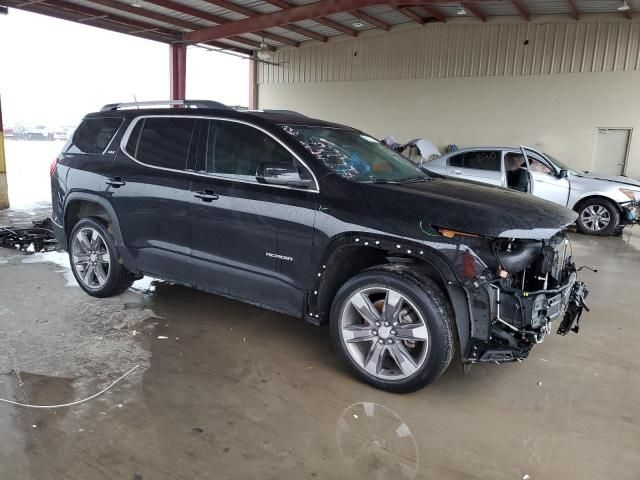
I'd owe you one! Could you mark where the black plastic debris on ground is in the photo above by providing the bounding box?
[0,218,58,253]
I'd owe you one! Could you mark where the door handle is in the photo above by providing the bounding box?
[193,189,219,202]
[453,169,462,174]
[106,177,126,188]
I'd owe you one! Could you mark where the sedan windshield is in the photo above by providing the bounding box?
[281,125,426,183]
[545,153,579,175]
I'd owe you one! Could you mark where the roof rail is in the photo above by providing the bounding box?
[100,100,230,111]
[244,109,308,117]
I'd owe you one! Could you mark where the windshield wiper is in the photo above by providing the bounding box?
[398,177,428,183]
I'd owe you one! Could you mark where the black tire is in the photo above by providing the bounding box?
[576,198,620,236]
[330,265,455,393]
[68,217,135,298]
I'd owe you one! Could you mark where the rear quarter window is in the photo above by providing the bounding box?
[66,117,123,154]
[449,151,501,171]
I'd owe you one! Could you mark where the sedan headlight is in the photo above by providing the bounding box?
[620,189,640,202]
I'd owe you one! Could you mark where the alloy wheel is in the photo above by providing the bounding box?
[581,205,611,232]
[71,227,111,290]
[340,287,429,381]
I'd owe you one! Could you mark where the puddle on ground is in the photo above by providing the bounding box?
[17,249,163,294]
[336,402,419,479]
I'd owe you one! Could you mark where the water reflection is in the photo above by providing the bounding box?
[336,402,418,479]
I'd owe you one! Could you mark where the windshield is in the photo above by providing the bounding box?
[281,125,427,182]
[544,153,579,175]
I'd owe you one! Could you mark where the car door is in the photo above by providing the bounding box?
[521,147,570,206]
[108,116,196,282]
[188,118,318,316]
[446,150,503,186]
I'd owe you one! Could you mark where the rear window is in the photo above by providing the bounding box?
[449,151,501,171]
[66,117,123,154]
[125,117,196,170]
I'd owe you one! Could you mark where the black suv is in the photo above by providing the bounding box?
[51,100,588,393]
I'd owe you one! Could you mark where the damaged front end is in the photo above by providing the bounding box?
[453,232,589,364]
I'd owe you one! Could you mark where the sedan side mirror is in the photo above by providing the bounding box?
[558,169,568,179]
[256,162,312,188]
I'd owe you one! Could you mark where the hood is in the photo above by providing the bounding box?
[574,172,640,188]
[360,177,577,240]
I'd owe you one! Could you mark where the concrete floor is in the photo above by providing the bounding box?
[0,208,639,480]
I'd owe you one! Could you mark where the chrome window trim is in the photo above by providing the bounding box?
[66,117,125,156]
[119,115,320,193]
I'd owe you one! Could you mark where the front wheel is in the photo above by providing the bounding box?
[330,266,455,393]
[576,199,620,236]
[68,218,134,297]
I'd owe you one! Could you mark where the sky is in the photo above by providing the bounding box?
[0,9,249,127]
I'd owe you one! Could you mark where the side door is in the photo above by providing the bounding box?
[188,118,319,317]
[446,150,503,186]
[521,147,570,206]
[107,116,197,282]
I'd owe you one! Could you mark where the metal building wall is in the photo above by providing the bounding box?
[258,20,640,84]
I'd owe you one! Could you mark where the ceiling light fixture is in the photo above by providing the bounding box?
[618,0,631,11]
[457,3,467,15]
[131,1,141,6]
[256,42,273,61]
[352,21,365,28]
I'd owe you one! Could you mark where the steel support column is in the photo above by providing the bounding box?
[0,94,9,210]
[248,58,258,109]
[170,44,187,101]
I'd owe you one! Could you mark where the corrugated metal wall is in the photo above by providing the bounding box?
[258,21,640,84]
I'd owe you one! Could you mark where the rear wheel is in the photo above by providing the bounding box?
[576,199,620,236]
[68,218,134,297]
[330,266,455,393]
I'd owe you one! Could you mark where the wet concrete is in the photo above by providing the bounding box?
[1,208,639,479]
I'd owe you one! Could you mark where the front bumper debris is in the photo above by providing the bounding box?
[556,281,589,335]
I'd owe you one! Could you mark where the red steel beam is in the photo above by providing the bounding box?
[566,0,578,20]
[461,2,486,22]
[349,9,390,30]
[170,44,187,100]
[261,0,357,37]
[137,0,298,46]
[202,0,327,42]
[27,0,179,38]
[394,6,426,24]
[313,17,357,36]
[512,0,529,21]
[184,0,435,42]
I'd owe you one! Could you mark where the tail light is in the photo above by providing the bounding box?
[50,157,60,176]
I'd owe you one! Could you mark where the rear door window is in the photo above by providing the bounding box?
[450,151,501,171]
[125,117,196,170]
[66,117,123,154]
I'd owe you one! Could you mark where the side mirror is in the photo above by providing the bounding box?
[256,162,312,188]
[558,169,568,179]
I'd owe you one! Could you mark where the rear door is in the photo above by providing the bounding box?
[108,116,196,282]
[188,118,318,316]
[446,150,503,186]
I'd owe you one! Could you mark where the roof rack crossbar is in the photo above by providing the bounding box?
[100,100,230,111]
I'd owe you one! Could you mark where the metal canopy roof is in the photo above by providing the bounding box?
[4,0,638,55]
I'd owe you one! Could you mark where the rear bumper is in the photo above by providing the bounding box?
[51,218,67,250]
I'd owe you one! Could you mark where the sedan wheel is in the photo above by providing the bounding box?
[580,205,611,232]
[576,199,620,236]
[340,287,430,380]
[71,227,111,290]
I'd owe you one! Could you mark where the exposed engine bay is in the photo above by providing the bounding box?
[459,232,588,364]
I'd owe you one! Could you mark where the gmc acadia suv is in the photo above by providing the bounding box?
[50,100,589,393]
